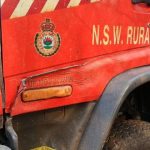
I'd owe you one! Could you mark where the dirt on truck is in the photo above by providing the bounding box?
[1,0,150,150]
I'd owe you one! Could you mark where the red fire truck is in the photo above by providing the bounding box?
[1,0,150,149]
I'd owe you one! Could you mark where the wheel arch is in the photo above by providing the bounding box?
[78,66,150,150]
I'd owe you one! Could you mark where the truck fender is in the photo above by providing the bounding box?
[78,66,150,150]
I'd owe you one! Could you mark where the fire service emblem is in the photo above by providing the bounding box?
[35,19,61,57]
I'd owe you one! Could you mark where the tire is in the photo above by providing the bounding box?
[103,120,150,150]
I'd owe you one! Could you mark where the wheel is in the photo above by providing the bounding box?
[103,120,150,150]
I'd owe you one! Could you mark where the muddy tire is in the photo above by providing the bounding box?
[103,120,150,150]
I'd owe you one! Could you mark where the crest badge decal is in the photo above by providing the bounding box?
[35,19,61,57]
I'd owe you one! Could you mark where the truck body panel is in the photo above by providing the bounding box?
[1,0,150,116]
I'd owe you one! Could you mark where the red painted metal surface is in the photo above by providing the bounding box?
[1,0,150,116]
[9,47,150,115]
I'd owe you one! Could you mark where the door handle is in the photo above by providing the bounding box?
[132,0,150,5]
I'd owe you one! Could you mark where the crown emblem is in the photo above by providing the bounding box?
[41,19,55,32]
